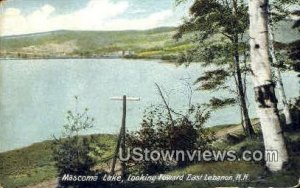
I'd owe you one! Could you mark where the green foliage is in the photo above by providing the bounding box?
[52,137,96,175]
[2,120,300,187]
[273,38,300,73]
[206,97,237,110]
[175,0,248,40]
[0,141,56,188]
[127,104,215,174]
[269,1,300,77]
[0,134,115,188]
[271,0,300,24]
[162,133,300,187]
[289,97,300,127]
[288,40,300,72]
[51,97,98,186]
[292,10,300,29]
[174,0,251,111]
[194,69,230,90]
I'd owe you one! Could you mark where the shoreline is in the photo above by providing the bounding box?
[0,56,177,62]
[0,122,244,154]
[0,133,117,154]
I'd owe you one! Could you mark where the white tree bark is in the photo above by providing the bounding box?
[248,0,288,171]
[268,12,293,125]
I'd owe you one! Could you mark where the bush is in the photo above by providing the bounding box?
[52,97,98,187]
[127,104,215,174]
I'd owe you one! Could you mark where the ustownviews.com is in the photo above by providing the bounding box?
[119,148,279,162]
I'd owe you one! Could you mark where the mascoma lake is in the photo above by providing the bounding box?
[0,58,299,152]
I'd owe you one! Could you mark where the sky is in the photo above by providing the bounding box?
[0,0,191,36]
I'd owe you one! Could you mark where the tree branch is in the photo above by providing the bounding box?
[155,83,175,127]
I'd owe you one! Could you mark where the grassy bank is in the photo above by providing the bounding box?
[1,123,299,188]
[0,134,116,188]
[129,125,300,188]
[162,132,300,187]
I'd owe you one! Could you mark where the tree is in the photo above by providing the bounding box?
[248,0,288,171]
[267,0,300,125]
[289,10,300,73]
[175,0,255,137]
[52,97,97,186]
[268,12,293,125]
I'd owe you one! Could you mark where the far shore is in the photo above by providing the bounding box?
[0,55,177,61]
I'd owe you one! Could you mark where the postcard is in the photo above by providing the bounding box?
[0,0,299,187]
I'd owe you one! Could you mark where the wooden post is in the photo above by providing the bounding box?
[110,95,140,176]
[120,95,126,177]
[110,116,124,175]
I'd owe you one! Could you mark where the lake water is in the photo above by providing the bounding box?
[0,58,298,152]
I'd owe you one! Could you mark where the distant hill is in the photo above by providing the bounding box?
[0,21,299,59]
[0,27,192,59]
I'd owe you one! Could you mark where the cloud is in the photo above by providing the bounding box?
[0,0,174,36]
[103,10,173,30]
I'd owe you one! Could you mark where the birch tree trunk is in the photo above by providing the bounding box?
[248,0,288,171]
[268,12,293,125]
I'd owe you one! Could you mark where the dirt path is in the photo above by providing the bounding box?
[215,125,243,138]
[215,120,260,139]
